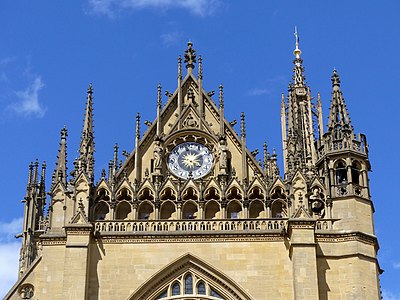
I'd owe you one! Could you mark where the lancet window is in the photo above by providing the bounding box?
[155,272,224,300]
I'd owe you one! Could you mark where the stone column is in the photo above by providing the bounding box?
[62,223,92,300]
[288,218,319,300]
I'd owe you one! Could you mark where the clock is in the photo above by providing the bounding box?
[168,142,213,179]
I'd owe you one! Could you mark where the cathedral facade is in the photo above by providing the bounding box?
[6,40,381,299]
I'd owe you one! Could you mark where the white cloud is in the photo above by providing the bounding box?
[0,218,23,298]
[88,0,221,17]
[382,289,400,300]
[7,76,47,118]
[248,88,270,96]
[161,31,182,47]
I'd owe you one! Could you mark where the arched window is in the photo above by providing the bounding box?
[138,202,154,220]
[351,162,361,185]
[249,200,264,218]
[335,161,347,184]
[182,202,198,219]
[204,201,220,219]
[93,202,109,221]
[160,201,176,220]
[171,282,180,295]
[227,201,242,219]
[184,274,193,294]
[115,202,131,220]
[197,281,206,295]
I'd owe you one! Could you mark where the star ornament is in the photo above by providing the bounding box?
[182,153,200,168]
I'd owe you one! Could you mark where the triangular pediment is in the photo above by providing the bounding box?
[292,205,312,219]
[128,253,253,300]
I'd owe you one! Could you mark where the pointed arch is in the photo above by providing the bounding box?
[226,200,242,219]
[160,201,177,220]
[115,201,132,220]
[204,200,220,219]
[128,253,253,300]
[182,201,198,219]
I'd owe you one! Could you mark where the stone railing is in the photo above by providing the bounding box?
[94,218,335,234]
[94,218,287,234]
[317,137,367,160]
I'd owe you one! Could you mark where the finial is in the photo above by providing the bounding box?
[136,112,141,139]
[293,26,301,59]
[198,55,203,80]
[87,83,93,95]
[219,84,224,109]
[184,41,197,70]
[157,83,162,109]
[101,169,106,178]
[240,112,246,138]
[178,56,182,80]
[331,68,341,90]
[263,142,268,167]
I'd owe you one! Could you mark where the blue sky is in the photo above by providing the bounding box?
[1,0,399,298]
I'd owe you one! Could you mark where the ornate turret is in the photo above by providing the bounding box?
[318,69,370,201]
[281,28,317,180]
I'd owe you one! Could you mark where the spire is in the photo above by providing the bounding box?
[240,112,246,139]
[240,112,248,184]
[113,143,119,175]
[25,162,34,200]
[282,30,317,179]
[75,84,95,181]
[219,84,224,137]
[292,27,306,87]
[52,127,68,187]
[135,112,141,182]
[327,69,353,133]
[178,55,182,80]
[198,55,204,126]
[198,55,203,80]
[156,83,162,137]
[184,41,196,73]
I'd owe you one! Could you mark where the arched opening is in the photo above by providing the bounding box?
[271,200,285,218]
[171,282,180,296]
[115,201,131,220]
[227,201,242,219]
[160,201,176,220]
[197,281,206,295]
[184,274,193,294]
[182,202,198,219]
[249,200,264,218]
[138,201,154,220]
[335,161,347,184]
[204,201,220,219]
[351,161,361,185]
[93,201,110,220]
[128,253,253,300]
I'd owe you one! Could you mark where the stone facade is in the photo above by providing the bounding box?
[5,38,381,299]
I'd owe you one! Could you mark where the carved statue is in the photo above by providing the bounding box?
[154,141,163,169]
[218,140,228,169]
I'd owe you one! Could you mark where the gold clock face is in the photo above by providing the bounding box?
[168,142,213,179]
